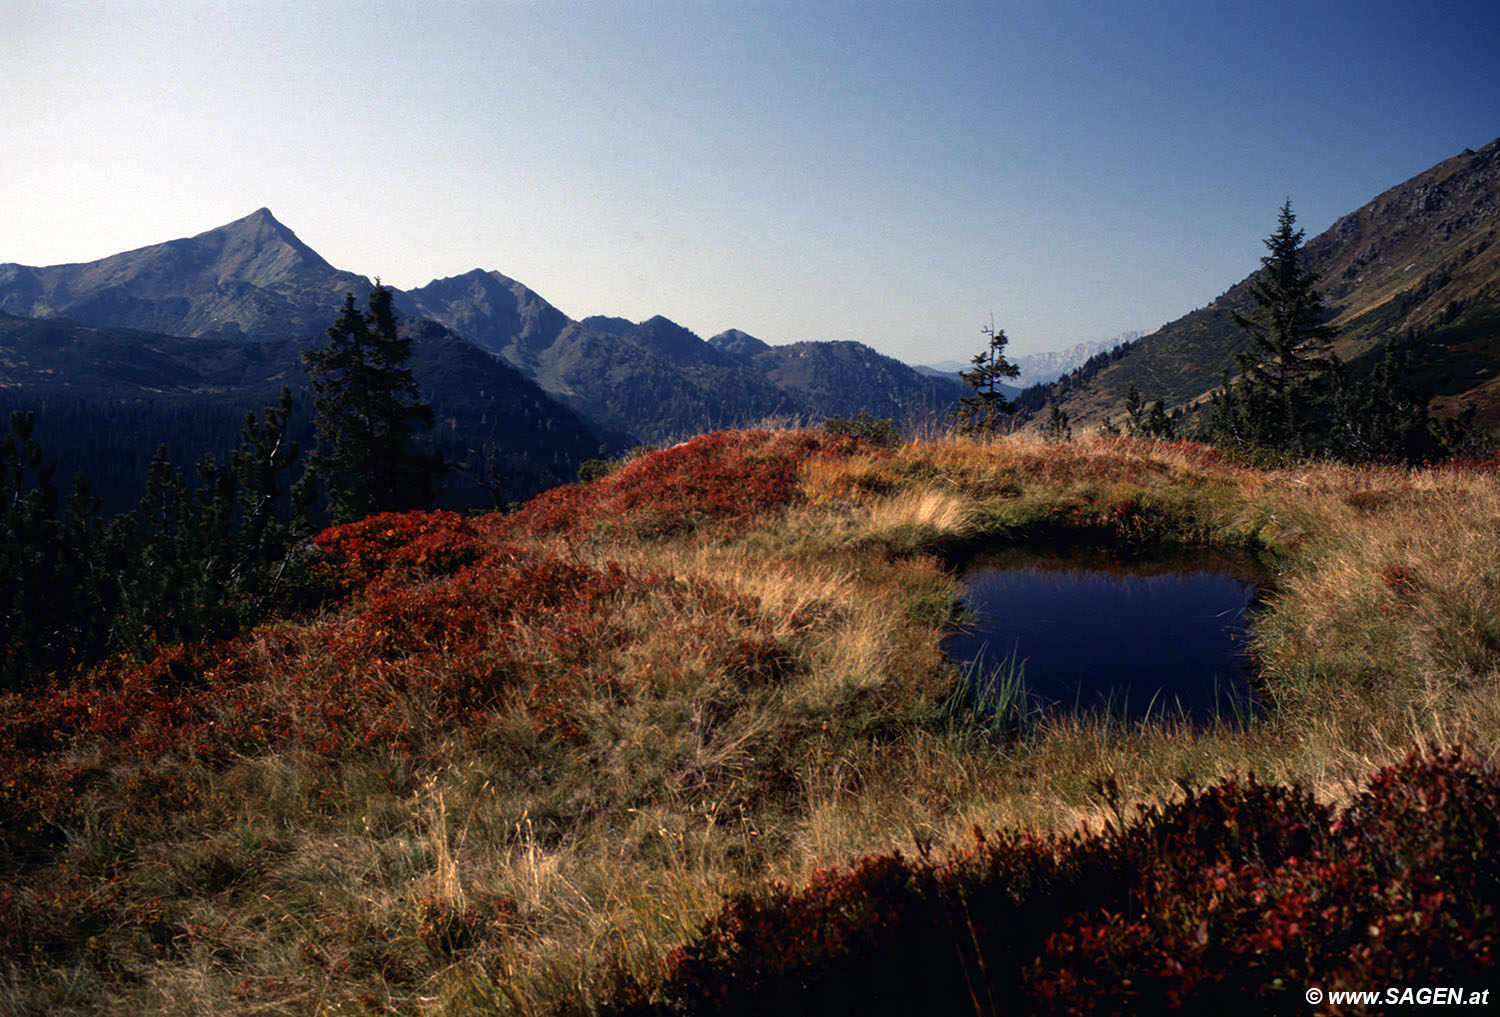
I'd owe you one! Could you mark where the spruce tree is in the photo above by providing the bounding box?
[1,412,61,685]
[1144,399,1176,440]
[116,390,314,655]
[1328,343,1442,463]
[302,284,445,523]
[1123,382,1145,435]
[954,318,1021,436]
[1230,200,1337,449]
[1043,403,1072,443]
[228,386,312,593]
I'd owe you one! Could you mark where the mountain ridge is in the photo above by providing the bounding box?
[1,208,969,443]
[400,283,960,444]
[12,138,1496,446]
[0,208,373,340]
[1030,137,1500,428]
[0,306,605,511]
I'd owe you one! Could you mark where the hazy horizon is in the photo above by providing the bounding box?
[6,1,1498,364]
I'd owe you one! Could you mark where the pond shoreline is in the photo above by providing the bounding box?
[943,543,1271,726]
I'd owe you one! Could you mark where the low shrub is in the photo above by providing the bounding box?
[614,748,1498,1015]
[823,413,902,448]
[499,429,858,540]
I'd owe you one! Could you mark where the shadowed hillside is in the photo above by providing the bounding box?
[0,209,371,341]
[0,309,605,511]
[1031,139,1500,428]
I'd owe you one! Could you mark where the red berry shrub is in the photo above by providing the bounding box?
[0,488,805,878]
[615,749,1498,1016]
[500,429,855,540]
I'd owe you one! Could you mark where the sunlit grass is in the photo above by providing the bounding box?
[4,429,1500,1013]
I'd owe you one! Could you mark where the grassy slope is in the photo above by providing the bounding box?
[1041,140,1500,430]
[4,429,1500,1014]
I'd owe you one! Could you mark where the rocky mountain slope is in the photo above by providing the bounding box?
[2,212,961,445]
[1033,138,1500,428]
[0,208,370,341]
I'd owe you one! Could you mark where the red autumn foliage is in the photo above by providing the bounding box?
[498,429,857,539]
[612,748,1499,1016]
[1428,452,1500,474]
[0,473,804,879]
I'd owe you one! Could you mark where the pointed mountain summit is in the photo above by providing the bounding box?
[197,207,340,288]
[402,269,571,373]
[3,209,965,446]
[625,316,733,367]
[0,209,371,340]
[578,315,637,336]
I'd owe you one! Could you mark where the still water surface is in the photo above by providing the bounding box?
[943,547,1267,723]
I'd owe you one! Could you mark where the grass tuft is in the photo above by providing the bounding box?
[4,430,1500,1012]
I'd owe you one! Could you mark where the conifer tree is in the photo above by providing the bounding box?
[1,393,315,683]
[302,284,445,523]
[1144,398,1176,440]
[1230,200,1337,449]
[115,390,314,655]
[1043,403,1072,443]
[1328,343,1442,463]
[1,412,62,685]
[954,318,1021,436]
[1123,382,1145,435]
[228,386,313,592]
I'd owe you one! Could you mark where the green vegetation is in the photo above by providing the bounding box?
[0,392,309,688]
[1,285,457,689]
[0,311,602,516]
[1042,403,1072,443]
[4,427,1499,1012]
[953,319,1020,435]
[302,284,447,523]
[1099,382,1178,440]
[1225,199,1339,447]
[1193,201,1478,465]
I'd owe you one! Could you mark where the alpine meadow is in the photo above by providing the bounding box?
[5,134,1500,1013]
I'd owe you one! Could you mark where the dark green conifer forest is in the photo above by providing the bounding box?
[0,287,448,689]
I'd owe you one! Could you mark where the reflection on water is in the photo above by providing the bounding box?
[943,547,1268,724]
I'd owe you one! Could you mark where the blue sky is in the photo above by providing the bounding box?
[5,1,1498,363]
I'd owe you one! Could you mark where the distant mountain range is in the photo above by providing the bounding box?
[1029,138,1500,429]
[919,332,1145,392]
[7,135,1495,491]
[0,209,961,450]
[401,276,960,443]
[0,308,603,512]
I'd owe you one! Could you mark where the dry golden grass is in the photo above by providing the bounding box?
[8,431,1500,1015]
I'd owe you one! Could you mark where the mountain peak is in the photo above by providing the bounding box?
[709,328,772,360]
[628,315,728,366]
[0,209,369,339]
[196,208,335,284]
[403,269,571,364]
[579,315,637,336]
